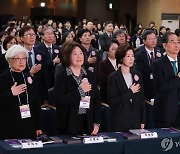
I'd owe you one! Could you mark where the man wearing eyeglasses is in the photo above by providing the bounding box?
[35,26,61,90]
[135,29,163,128]
[19,26,48,105]
[153,32,180,128]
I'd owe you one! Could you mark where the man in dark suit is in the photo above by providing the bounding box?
[135,30,163,128]
[153,32,180,128]
[35,26,61,90]
[98,21,114,61]
[19,25,48,105]
[62,20,71,35]
[136,30,163,101]
[77,29,99,81]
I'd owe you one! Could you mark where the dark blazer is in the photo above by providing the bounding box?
[0,70,42,139]
[135,46,163,100]
[0,54,9,74]
[24,48,48,103]
[35,43,61,89]
[98,33,112,60]
[98,58,116,104]
[152,55,180,123]
[83,46,99,82]
[99,32,112,51]
[54,68,101,135]
[0,46,2,55]
[108,68,145,132]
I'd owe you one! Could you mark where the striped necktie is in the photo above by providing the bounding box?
[171,61,178,75]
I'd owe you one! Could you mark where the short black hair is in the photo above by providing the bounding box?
[61,41,86,67]
[115,44,134,64]
[3,35,18,50]
[19,25,35,37]
[104,20,113,26]
[76,29,91,43]
[162,32,175,43]
[106,38,119,52]
[175,28,180,37]
[142,29,156,40]
[0,31,8,39]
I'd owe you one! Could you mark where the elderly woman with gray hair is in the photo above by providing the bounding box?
[113,29,129,46]
[0,45,42,139]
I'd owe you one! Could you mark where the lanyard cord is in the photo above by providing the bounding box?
[10,70,29,106]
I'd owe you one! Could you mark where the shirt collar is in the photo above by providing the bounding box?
[1,45,6,54]
[44,43,52,49]
[25,47,34,55]
[145,46,154,55]
[66,67,87,76]
[167,55,177,62]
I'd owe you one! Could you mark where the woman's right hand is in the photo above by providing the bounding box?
[79,82,92,93]
[130,83,140,93]
[11,82,27,96]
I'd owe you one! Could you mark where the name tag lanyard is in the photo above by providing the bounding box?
[10,70,29,106]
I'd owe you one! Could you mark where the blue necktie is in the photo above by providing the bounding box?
[171,61,178,75]
[28,52,33,69]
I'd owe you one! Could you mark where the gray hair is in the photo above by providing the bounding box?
[5,44,28,61]
[42,26,53,35]
[113,29,126,38]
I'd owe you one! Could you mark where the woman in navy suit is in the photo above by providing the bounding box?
[108,44,145,132]
[54,41,101,135]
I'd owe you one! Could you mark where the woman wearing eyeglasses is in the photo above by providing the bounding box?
[0,45,42,140]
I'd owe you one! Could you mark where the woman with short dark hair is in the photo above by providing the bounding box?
[54,41,101,135]
[108,44,145,132]
[0,35,18,74]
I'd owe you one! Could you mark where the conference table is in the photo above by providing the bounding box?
[0,129,180,154]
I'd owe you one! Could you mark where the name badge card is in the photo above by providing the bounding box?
[19,104,31,119]
[80,96,90,109]
[150,73,153,79]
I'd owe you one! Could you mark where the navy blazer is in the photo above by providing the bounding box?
[108,68,146,131]
[153,55,180,123]
[98,58,116,104]
[35,43,61,88]
[54,68,101,135]
[24,48,48,103]
[135,46,163,100]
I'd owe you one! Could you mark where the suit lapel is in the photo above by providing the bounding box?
[141,49,150,66]
[164,55,175,76]
[116,69,129,91]
[177,57,180,73]
[106,59,116,72]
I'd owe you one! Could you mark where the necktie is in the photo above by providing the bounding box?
[171,61,178,75]
[28,52,33,69]
[47,47,52,59]
[150,52,155,63]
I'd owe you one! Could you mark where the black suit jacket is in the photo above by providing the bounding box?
[135,46,163,100]
[0,70,42,139]
[98,33,112,60]
[98,58,116,104]
[24,48,48,103]
[54,68,101,135]
[35,43,61,88]
[83,46,99,81]
[108,69,145,131]
[0,54,9,74]
[153,55,180,123]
